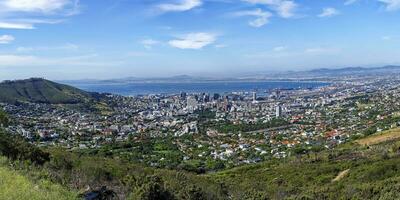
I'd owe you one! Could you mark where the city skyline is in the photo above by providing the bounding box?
[0,0,400,80]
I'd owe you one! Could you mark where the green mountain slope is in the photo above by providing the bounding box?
[0,78,94,104]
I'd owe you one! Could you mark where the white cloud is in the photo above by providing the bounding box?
[305,47,339,54]
[378,0,400,11]
[273,46,287,51]
[157,0,202,12]
[0,0,78,14]
[16,43,79,52]
[233,8,272,27]
[381,35,400,41]
[0,0,79,30]
[318,8,340,17]
[243,0,297,18]
[140,39,160,49]
[275,0,297,18]
[127,51,156,57]
[169,32,216,49]
[0,53,121,68]
[0,19,63,30]
[0,54,37,66]
[0,35,14,44]
[344,0,358,5]
[0,22,34,29]
[215,44,227,48]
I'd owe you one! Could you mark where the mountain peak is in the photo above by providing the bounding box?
[0,78,94,104]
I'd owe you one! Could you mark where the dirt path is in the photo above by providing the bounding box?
[356,128,400,146]
[332,169,350,182]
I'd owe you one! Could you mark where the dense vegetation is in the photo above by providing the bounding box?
[0,108,8,127]
[0,78,95,104]
[211,140,400,199]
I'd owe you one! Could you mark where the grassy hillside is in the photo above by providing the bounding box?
[0,158,77,200]
[208,129,400,199]
[356,128,400,146]
[0,78,94,104]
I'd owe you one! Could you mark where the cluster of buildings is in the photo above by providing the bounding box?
[3,75,400,168]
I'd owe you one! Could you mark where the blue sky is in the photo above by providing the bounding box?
[0,0,400,80]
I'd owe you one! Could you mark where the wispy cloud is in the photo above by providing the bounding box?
[0,0,79,29]
[169,32,216,49]
[0,53,122,68]
[273,46,287,52]
[381,35,400,41]
[0,35,14,44]
[243,0,298,18]
[157,0,202,13]
[0,22,33,29]
[16,43,79,52]
[378,0,400,11]
[318,8,340,17]
[305,47,340,54]
[344,0,358,5]
[233,8,272,27]
[214,44,227,48]
[0,0,80,14]
[275,0,297,18]
[140,39,160,50]
[0,19,63,29]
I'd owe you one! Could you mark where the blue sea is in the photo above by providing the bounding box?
[67,81,329,96]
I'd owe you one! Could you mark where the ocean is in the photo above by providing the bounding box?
[67,81,329,96]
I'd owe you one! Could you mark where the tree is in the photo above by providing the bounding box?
[131,176,174,200]
[0,108,9,127]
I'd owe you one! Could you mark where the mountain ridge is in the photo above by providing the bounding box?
[59,65,400,84]
[0,78,96,104]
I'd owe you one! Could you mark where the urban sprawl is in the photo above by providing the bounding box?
[3,76,400,171]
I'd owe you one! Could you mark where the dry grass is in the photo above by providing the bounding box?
[356,128,400,146]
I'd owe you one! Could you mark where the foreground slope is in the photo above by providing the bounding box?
[0,163,77,200]
[208,129,400,199]
[2,127,400,199]
[0,78,94,104]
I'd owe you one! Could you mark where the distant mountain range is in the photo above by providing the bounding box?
[305,65,400,75]
[61,65,400,84]
[0,78,97,104]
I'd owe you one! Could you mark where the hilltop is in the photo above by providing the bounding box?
[0,78,96,104]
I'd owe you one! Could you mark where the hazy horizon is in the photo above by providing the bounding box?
[0,0,400,80]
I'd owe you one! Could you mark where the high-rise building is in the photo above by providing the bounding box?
[213,93,220,101]
[252,92,257,102]
[276,105,282,118]
[180,92,187,100]
[187,96,198,111]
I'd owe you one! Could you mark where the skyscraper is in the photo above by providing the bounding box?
[276,105,282,118]
[187,96,198,111]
